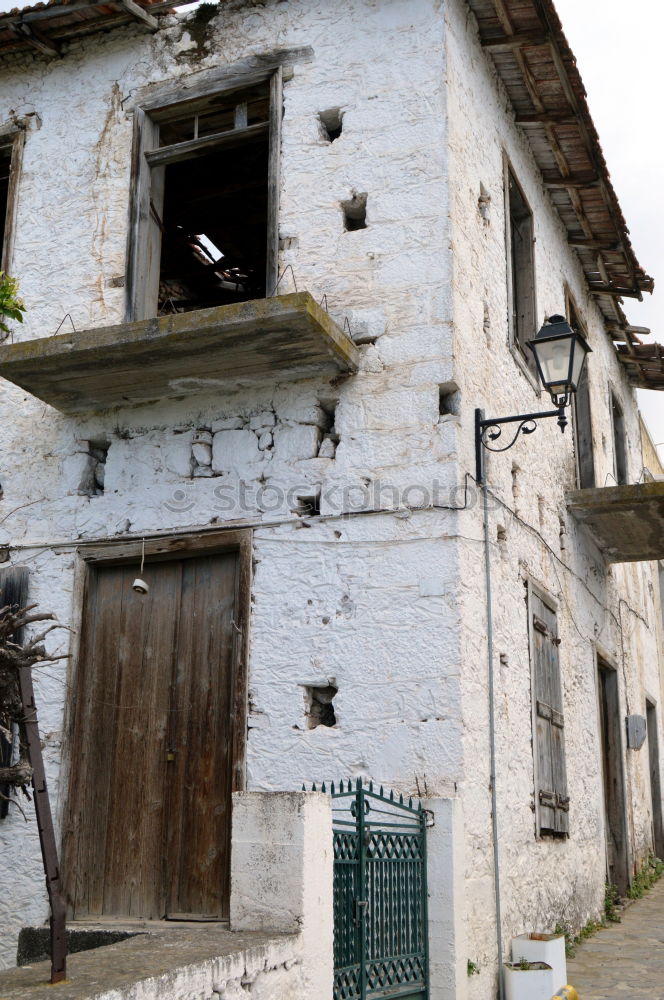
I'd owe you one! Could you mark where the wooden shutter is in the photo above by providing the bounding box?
[573,364,595,488]
[530,589,569,836]
[0,567,29,819]
[126,108,163,322]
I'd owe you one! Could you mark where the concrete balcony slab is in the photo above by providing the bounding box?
[566,480,664,562]
[0,293,359,413]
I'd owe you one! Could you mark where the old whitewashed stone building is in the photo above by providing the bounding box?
[0,0,662,998]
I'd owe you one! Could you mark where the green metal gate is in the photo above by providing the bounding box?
[324,779,429,1000]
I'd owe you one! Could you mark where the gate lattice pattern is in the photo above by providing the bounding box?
[314,779,429,1000]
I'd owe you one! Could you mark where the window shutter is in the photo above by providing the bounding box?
[0,566,29,819]
[531,592,569,836]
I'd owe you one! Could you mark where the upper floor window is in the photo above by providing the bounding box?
[127,71,282,322]
[611,392,628,485]
[505,165,536,376]
[568,299,595,489]
[0,129,23,274]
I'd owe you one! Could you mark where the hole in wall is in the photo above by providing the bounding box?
[78,439,110,497]
[341,192,367,231]
[318,396,339,458]
[294,494,321,517]
[304,684,338,729]
[438,382,460,417]
[497,525,506,543]
[319,108,343,142]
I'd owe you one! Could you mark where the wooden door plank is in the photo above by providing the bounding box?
[166,552,238,917]
[101,561,181,917]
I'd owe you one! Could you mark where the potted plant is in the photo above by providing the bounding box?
[503,958,555,1000]
[512,931,566,992]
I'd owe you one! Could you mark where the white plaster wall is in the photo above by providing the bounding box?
[445,1,664,997]
[0,0,461,972]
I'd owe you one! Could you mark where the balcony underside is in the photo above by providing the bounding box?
[0,293,359,414]
[567,482,664,562]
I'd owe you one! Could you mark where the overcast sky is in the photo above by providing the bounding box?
[1,0,662,451]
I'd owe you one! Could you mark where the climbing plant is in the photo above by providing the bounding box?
[0,272,25,337]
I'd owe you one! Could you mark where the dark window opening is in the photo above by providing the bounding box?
[611,393,628,485]
[146,80,273,318]
[507,169,536,371]
[158,141,268,314]
[0,146,11,255]
[305,684,338,729]
[319,108,343,142]
[342,192,367,231]
[569,300,595,488]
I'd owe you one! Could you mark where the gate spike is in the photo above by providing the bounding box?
[302,783,306,791]
[399,793,403,805]
[312,781,317,791]
[390,789,394,801]
[380,785,384,797]
[409,796,412,809]
[322,782,326,793]
[369,780,373,792]
[356,777,361,790]
[331,781,335,794]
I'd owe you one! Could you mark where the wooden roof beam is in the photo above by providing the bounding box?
[515,111,578,125]
[543,172,600,189]
[482,31,549,51]
[117,0,159,30]
[9,20,61,57]
[589,285,643,300]
[568,238,622,251]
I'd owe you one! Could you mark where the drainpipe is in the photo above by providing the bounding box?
[482,476,505,1000]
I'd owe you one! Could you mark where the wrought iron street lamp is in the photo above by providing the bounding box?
[475,314,591,483]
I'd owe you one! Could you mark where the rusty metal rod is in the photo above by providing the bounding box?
[17,664,67,984]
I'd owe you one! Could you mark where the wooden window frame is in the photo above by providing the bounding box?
[504,157,538,388]
[0,126,24,274]
[64,529,252,805]
[527,581,569,839]
[125,68,283,323]
[566,291,595,489]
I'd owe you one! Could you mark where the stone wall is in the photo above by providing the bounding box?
[445,0,664,996]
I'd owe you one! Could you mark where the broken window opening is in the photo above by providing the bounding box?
[0,146,11,259]
[78,439,110,497]
[129,74,280,321]
[319,108,343,143]
[304,684,338,729]
[506,167,536,373]
[611,392,628,486]
[568,299,595,489]
[342,192,367,232]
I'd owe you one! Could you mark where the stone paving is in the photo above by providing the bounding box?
[566,879,664,1000]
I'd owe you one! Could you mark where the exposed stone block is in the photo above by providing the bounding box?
[212,429,261,473]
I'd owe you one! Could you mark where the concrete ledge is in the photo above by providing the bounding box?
[566,481,664,562]
[0,925,300,1000]
[17,925,144,966]
[0,293,360,413]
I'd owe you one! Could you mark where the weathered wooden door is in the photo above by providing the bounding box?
[63,542,247,921]
[597,661,629,894]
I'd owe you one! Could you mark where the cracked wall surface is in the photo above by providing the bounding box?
[0,2,660,999]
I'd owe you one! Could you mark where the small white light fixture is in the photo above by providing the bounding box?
[132,539,149,595]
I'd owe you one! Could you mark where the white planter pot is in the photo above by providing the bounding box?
[504,962,555,1000]
[512,932,567,993]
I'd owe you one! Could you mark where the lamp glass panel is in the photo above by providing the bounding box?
[534,334,573,392]
[570,337,589,389]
